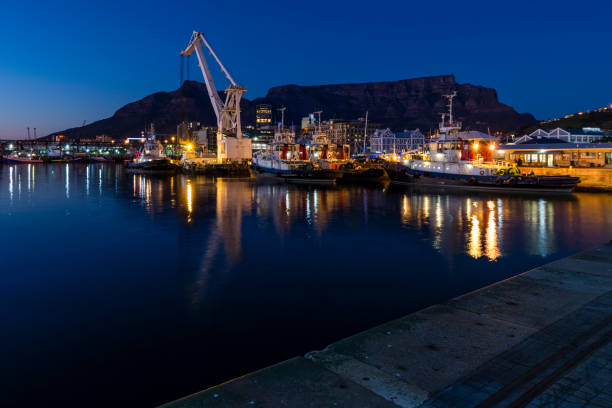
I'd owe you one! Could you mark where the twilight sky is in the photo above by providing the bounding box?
[0,0,610,138]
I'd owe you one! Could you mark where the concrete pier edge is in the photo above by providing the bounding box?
[160,241,612,408]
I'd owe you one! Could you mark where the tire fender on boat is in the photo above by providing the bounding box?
[480,170,485,176]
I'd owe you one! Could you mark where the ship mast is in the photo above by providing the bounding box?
[443,91,457,125]
[278,107,286,131]
[439,91,461,139]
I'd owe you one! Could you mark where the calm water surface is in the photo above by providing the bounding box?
[1,163,611,407]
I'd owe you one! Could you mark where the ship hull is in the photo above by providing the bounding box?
[253,162,338,185]
[386,164,579,193]
[2,156,43,164]
[126,159,178,174]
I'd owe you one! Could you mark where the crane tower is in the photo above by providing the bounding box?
[181,31,251,161]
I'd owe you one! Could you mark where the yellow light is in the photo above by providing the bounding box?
[186,181,193,214]
[489,144,495,151]
[171,136,176,142]
[473,143,479,150]
[124,139,129,145]
[186,144,193,151]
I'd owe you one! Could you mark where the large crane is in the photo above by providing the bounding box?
[181,31,251,161]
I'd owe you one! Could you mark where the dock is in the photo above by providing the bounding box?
[161,243,612,408]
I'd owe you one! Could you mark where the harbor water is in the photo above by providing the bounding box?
[1,163,611,407]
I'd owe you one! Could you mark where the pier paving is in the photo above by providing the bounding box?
[160,243,612,408]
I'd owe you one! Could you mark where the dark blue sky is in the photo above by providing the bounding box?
[1,0,610,138]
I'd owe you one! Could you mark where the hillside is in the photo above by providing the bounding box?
[526,107,612,133]
[46,75,536,140]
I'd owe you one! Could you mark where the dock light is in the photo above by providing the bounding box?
[124,139,129,145]
[473,143,479,150]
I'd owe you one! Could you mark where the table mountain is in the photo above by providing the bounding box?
[46,75,535,140]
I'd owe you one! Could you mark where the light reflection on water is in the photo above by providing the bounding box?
[4,164,611,263]
[1,163,612,408]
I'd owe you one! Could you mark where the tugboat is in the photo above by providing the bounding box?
[252,108,339,185]
[386,93,580,193]
[126,125,178,175]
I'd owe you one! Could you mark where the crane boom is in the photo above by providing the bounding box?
[180,31,251,161]
[181,32,224,121]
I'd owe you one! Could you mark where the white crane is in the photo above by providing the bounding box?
[181,31,251,161]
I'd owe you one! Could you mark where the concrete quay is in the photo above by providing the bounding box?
[519,166,612,191]
[161,242,612,408]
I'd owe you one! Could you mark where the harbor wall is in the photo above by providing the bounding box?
[160,242,612,408]
[519,166,612,191]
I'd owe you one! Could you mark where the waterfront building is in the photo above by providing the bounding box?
[301,114,316,132]
[370,128,425,154]
[325,118,380,154]
[177,121,202,143]
[498,142,612,168]
[255,104,275,145]
[192,127,217,152]
[514,128,607,144]
[298,117,380,154]
[256,104,272,126]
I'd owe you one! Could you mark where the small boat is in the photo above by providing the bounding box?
[126,132,177,175]
[337,162,389,184]
[127,158,178,174]
[2,154,43,164]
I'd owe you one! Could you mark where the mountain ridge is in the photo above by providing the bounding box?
[46,75,536,140]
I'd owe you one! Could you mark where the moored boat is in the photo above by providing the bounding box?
[385,93,580,193]
[2,154,43,164]
[125,131,177,175]
[252,110,341,185]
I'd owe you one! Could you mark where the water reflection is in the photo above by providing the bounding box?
[118,175,612,265]
[2,165,611,266]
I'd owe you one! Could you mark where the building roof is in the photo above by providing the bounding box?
[456,130,496,140]
[501,142,612,151]
[517,137,567,144]
[395,130,424,138]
